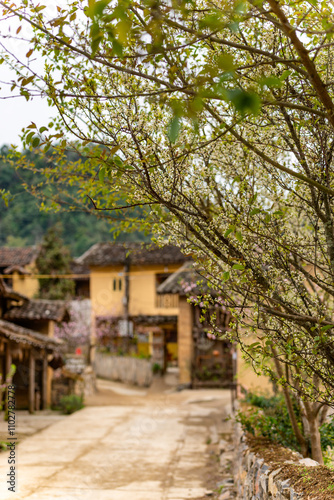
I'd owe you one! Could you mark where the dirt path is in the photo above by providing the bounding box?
[0,379,234,500]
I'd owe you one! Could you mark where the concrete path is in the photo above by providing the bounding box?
[0,381,232,500]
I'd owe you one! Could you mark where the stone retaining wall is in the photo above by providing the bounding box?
[234,424,318,499]
[94,352,153,387]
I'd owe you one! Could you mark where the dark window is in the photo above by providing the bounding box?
[155,273,171,288]
[119,279,122,291]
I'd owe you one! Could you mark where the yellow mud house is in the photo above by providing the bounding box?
[76,243,187,370]
[0,246,40,298]
[77,243,245,389]
[0,278,65,411]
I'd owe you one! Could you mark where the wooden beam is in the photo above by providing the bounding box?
[42,353,48,410]
[28,349,35,414]
[4,342,12,415]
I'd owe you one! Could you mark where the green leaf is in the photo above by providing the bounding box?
[249,208,261,216]
[216,54,235,72]
[320,324,333,333]
[116,19,132,44]
[248,193,257,205]
[225,88,260,115]
[235,231,243,243]
[222,271,230,282]
[280,70,291,81]
[112,39,124,57]
[98,167,106,183]
[86,0,112,19]
[260,75,283,89]
[168,116,180,143]
[113,155,123,167]
[232,263,245,270]
[199,13,225,30]
[32,137,40,148]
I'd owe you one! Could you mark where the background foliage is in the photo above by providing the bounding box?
[0,147,148,256]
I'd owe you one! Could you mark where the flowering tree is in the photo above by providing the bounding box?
[2,0,334,461]
[55,301,91,352]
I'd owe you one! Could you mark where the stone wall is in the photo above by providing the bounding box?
[94,352,153,387]
[234,424,318,499]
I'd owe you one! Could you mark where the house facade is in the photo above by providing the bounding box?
[157,262,272,391]
[0,246,90,301]
[0,246,40,298]
[0,279,65,411]
[76,243,188,369]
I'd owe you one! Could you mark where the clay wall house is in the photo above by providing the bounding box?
[0,279,64,412]
[0,246,40,298]
[4,298,69,408]
[157,262,271,391]
[156,262,234,387]
[0,245,90,300]
[70,261,90,299]
[76,242,188,371]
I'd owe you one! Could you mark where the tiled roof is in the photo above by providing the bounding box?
[70,261,90,279]
[0,246,39,267]
[0,319,63,351]
[5,299,70,322]
[0,278,29,302]
[157,262,211,296]
[76,242,187,267]
[3,265,31,275]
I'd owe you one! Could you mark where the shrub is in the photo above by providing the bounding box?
[59,394,84,414]
[152,363,162,375]
[238,391,334,457]
[237,391,302,451]
[320,417,334,450]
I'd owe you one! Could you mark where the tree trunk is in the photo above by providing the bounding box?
[308,415,324,464]
[271,350,308,456]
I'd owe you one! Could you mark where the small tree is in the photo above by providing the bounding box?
[54,300,91,353]
[36,224,74,300]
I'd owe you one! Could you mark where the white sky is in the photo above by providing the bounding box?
[0,1,65,147]
[0,91,52,147]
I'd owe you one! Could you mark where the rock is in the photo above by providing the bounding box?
[205,491,214,496]
[218,492,231,500]
[219,439,229,453]
[298,457,319,467]
[218,478,234,487]
[268,468,282,496]
[220,452,234,467]
[209,425,219,444]
[260,473,268,494]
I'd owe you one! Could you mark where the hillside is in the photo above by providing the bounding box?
[0,147,148,256]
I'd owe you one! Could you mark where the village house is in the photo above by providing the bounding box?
[76,242,250,389]
[156,262,234,387]
[0,278,64,412]
[157,261,272,391]
[0,245,90,300]
[76,242,188,371]
[0,246,40,298]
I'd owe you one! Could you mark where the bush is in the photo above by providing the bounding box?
[59,394,84,414]
[152,362,162,375]
[238,391,334,456]
[320,417,334,450]
[237,391,302,451]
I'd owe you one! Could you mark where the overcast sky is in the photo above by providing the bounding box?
[0,92,53,147]
[0,1,61,148]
